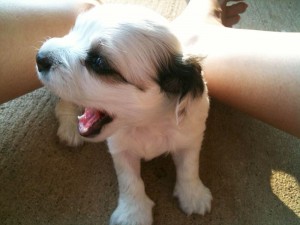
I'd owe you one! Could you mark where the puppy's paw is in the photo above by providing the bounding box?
[174,180,212,216]
[55,100,84,147]
[110,197,154,225]
[57,122,83,147]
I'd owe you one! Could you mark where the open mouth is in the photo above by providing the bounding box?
[78,107,113,137]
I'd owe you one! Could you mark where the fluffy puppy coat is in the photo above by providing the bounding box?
[36,4,212,225]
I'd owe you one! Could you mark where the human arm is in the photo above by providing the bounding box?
[0,0,97,103]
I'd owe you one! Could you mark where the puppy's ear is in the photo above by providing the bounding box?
[157,55,205,124]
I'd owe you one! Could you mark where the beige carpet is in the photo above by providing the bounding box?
[0,0,299,224]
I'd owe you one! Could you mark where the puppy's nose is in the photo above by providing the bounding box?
[36,52,53,73]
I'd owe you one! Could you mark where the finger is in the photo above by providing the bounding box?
[226,2,248,17]
[223,15,241,27]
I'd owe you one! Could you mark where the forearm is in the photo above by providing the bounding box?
[202,27,300,137]
[0,0,94,103]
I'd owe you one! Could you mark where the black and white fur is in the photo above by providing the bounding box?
[36,4,212,225]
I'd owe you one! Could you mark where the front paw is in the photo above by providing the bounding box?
[55,100,83,147]
[57,122,83,147]
[174,180,212,216]
[110,197,154,225]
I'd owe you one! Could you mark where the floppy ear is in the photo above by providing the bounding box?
[157,54,205,124]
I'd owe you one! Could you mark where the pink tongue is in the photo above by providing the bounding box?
[78,107,102,135]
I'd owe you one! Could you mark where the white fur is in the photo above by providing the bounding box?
[55,100,83,146]
[37,4,212,225]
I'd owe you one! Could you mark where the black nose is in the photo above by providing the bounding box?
[36,52,53,73]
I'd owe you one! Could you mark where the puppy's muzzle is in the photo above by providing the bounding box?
[36,52,53,73]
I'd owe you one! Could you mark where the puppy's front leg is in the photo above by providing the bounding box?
[110,151,154,225]
[172,146,212,216]
[55,99,83,146]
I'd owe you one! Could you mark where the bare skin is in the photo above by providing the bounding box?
[0,0,245,104]
[173,0,300,137]
[0,0,98,103]
[0,0,299,137]
[220,0,248,27]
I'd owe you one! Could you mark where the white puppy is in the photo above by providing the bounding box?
[36,4,212,225]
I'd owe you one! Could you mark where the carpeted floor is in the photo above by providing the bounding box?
[0,0,299,225]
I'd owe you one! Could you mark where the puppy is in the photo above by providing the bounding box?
[36,4,212,225]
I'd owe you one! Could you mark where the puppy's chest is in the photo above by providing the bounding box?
[108,124,183,160]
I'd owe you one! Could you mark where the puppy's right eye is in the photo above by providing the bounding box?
[85,50,128,83]
[85,52,113,74]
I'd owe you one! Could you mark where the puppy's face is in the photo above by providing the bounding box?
[36,5,204,141]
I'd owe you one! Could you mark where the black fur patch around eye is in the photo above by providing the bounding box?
[157,55,204,100]
[85,50,115,74]
[85,50,128,83]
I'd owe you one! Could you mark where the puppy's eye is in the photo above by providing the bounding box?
[86,53,112,74]
[85,50,128,83]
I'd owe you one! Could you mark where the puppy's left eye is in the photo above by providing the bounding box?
[86,52,113,74]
